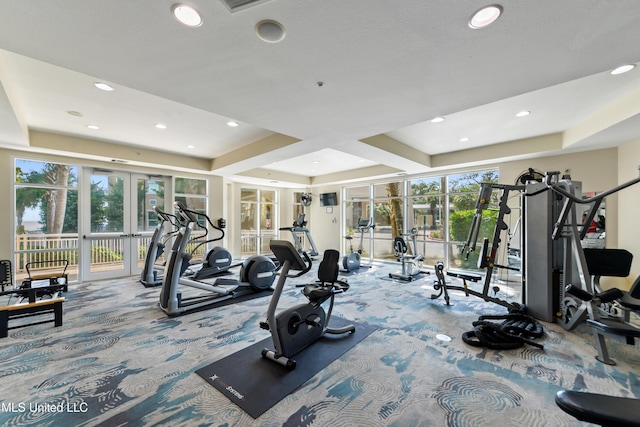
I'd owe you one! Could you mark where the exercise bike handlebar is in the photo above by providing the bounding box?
[270,240,312,277]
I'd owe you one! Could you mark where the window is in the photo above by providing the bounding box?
[175,177,207,214]
[14,159,79,281]
[342,169,498,269]
[241,188,278,256]
[174,177,208,254]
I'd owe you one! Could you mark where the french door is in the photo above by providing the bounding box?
[81,169,170,281]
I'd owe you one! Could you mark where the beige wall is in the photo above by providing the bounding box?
[617,140,640,287]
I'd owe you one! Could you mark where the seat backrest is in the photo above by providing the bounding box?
[393,237,408,255]
[317,249,339,283]
[584,248,633,277]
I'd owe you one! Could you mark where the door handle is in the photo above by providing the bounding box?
[131,233,142,237]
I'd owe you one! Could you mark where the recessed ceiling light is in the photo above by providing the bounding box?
[155,123,167,129]
[611,64,636,75]
[86,124,100,130]
[186,144,195,149]
[516,110,530,117]
[312,160,320,164]
[94,82,114,92]
[66,110,83,117]
[469,5,503,29]
[226,121,239,127]
[172,4,203,27]
[431,116,445,123]
[459,137,470,142]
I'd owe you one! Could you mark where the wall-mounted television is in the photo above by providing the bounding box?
[319,192,338,206]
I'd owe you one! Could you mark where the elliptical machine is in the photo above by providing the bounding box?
[341,218,374,272]
[260,240,355,370]
[159,202,276,316]
[140,206,182,287]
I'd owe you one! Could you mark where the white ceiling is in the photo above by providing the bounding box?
[0,1,639,187]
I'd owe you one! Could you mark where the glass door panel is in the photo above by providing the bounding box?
[82,170,170,281]
[83,171,129,279]
[134,176,168,273]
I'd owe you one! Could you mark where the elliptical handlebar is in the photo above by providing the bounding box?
[173,201,226,253]
[154,205,182,230]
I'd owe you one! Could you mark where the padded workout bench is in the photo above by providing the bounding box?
[556,389,640,427]
[0,260,68,338]
[0,292,65,338]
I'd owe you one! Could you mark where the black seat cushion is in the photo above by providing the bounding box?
[555,390,640,427]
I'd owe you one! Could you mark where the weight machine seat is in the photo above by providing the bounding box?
[446,270,482,282]
[586,317,640,341]
[584,248,633,277]
[584,248,640,312]
[617,275,640,311]
[619,291,640,312]
[555,390,640,427]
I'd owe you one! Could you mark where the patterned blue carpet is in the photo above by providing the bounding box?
[1,263,639,426]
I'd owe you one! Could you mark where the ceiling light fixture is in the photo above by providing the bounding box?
[86,124,100,130]
[172,4,203,27]
[611,64,636,75]
[186,144,195,149]
[516,110,530,117]
[431,116,445,123]
[459,137,470,142]
[255,19,286,43]
[469,5,503,29]
[155,123,167,129]
[94,82,114,91]
[226,121,239,127]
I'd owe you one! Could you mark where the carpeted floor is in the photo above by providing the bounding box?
[1,263,639,426]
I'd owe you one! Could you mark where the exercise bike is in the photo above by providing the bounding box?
[389,228,425,281]
[260,240,355,370]
[341,218,374,272]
